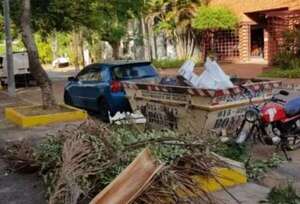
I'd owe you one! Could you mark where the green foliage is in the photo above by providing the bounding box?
[260,67,300,78]
[192,6,238,31]
[213,141,249,162]
[212,141,283,181]
[260,183,300,204]
[97,0,145,45]
[152,58,202,69]
[271,29,300,70]
[35,136,64,195]
[0,15,4,41]
[36,123,201,198]
[35,34,53,63]
[246,154,283,181]
[272,51,299,70]
[8,0,99,35]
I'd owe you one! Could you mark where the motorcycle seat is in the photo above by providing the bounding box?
[284,96,300,117]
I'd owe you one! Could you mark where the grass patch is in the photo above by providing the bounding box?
[153,58,202,69]
[212,141,249,162]
[246,154,283,181]
[260,182,300,204]
[260,67,300,79]
[212,140,283,181]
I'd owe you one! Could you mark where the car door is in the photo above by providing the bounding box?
[76,65,109,111]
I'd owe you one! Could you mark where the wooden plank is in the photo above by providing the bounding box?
[90,148,163,204]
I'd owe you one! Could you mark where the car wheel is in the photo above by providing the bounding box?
[98,98,110,123]
[64,91,73,106]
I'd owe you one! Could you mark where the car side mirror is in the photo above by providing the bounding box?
[279,90,289,96]
[68,76,77,82]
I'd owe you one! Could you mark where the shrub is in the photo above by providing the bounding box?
[271,29,300,70]
[272,51,296,70]
[212,141,249,162]
[152,58,202,69]
[260,183,300,204]
[260,67,300,78]
[246,154,283,181]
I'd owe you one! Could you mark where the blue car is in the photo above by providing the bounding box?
[64,61,159,121]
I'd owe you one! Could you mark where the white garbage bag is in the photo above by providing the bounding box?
[178,58,233,89]
[177,59,195,81]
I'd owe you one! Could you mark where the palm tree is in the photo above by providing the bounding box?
[145,0,204,59]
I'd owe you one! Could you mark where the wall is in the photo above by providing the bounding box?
[209,0,300,22]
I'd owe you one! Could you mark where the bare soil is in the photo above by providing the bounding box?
[15,105,74,116]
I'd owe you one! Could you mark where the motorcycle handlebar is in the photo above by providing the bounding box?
[271,97,286,103]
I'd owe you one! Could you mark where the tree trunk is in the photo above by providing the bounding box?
[111,41,120,59]
[163,34,168,57]
[20,0,56,109]
[50,32,58,63]
[153,33,158,59]
[79,30,85,66]
[72,31,80,72]
[201,31,210,62]
[140,17,150,60]
[146,21,154,60]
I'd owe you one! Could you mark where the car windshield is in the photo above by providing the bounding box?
[112,64,157,80]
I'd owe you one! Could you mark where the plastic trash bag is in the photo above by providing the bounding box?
[177,58,234,89]
[177,60,195,81]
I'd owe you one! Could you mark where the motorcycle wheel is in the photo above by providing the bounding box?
[235,123,262,145]
[284,135,300,151]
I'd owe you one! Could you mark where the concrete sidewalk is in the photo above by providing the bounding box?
[160,63,300,85]
[213,183,270,204]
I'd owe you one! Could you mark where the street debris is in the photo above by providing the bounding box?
[1,141,39,173]
[109,111,146,125]
[1,119,246,204]
[90,148,163,204]
[178,58,233,89]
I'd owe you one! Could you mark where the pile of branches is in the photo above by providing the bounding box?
[1,140,40,173]
[2,119,237,204]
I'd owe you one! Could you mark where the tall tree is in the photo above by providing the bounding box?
[96,0,145,59]
[192,6,238,60]
[3,0,98,109]
[20,0,56,108]
[145,0,203,59]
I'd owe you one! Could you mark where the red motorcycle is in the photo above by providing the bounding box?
[236,88,300,160]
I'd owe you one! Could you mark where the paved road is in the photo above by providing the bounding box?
[1,64,300,204]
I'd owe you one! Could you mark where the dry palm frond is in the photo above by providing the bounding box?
[133,153,227,204]
[1,141,39,173]
[44,119,239,204]
[48,120,119,204]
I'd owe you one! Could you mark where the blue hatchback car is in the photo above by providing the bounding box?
[64,61,159,121]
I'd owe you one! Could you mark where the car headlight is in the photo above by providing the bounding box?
[245,108,259,123]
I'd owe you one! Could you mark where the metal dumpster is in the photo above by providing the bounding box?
[123,79,282,134]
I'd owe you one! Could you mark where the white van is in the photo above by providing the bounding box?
[0,52,34,86]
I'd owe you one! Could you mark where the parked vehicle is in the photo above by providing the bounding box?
[52,57,70,68]
[64,61,160,121]
[236,87,300,160]
[0,52,34,87]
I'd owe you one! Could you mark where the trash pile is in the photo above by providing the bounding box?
[2,120,243,204]
[177,58,234,89]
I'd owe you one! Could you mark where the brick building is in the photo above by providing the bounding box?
[209,0,300,64]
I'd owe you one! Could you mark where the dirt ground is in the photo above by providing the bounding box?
[1,63,300,204]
